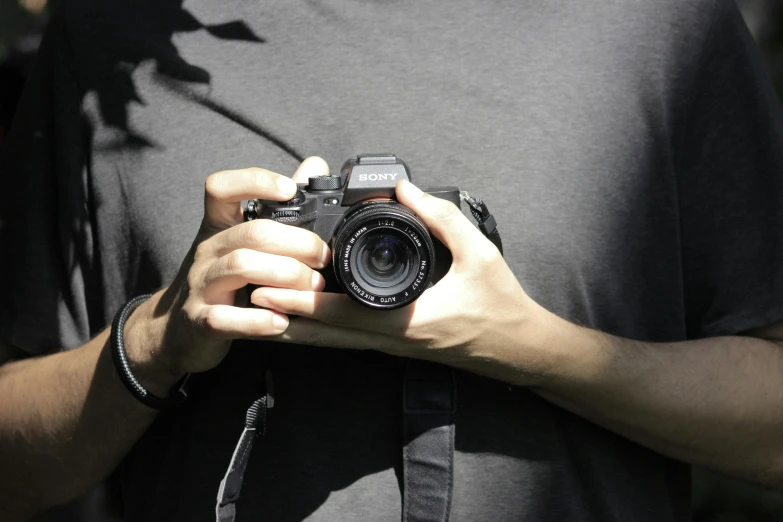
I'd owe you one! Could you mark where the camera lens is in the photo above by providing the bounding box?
[332,202,435,310]
[355,232,413,289]
[370,238,397,273]
[366,236,406,280]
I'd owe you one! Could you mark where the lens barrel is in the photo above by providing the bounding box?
[332,201,435,310]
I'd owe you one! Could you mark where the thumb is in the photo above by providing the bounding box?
[396,179,484,264]
[292,156,330,184]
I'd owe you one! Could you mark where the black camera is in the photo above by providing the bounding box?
[244,154,461,310]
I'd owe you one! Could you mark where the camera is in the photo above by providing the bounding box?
[244,154,461,310]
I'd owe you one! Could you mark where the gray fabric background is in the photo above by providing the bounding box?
[2,0,783,520]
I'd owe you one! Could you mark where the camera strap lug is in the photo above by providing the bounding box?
[459,191,503,255]
[243,200,259,221]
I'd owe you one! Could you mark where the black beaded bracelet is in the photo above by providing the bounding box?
[110,294,189,409]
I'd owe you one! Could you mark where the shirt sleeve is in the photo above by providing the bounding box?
[677,0,783,338]
[0,6,96,355]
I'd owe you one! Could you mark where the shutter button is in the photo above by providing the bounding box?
[286,189,306,206]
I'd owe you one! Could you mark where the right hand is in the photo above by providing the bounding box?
[124,157,331,388]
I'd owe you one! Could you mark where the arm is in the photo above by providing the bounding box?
[0,308,172,521]
[254,180,783,491]
[519,310,783,490]
[0,160,331,520]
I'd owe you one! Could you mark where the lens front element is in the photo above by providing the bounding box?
[369,237,399,275]
[353,230,418,296]
[360,234,411,286]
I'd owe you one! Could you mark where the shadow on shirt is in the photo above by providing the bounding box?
[72,0,264,149]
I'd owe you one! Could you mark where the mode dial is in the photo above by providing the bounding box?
[308,175,342,191]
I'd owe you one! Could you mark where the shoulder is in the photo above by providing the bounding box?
[585,0,722,60]
[539,0,723,82]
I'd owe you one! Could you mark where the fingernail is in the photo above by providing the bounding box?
[403,180,424,199]
[321,244,331,267]
[312,271,324,291]
[252,294,269,307]
[272,313,289,331]
[276,176,297,197]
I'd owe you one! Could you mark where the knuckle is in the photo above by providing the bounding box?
[303,331,330,347]
[475,245,502,265]
[406,323,438,347]
[186,269,202,292]
[186,259,210,290]
[251,218,274,235]
[246,220,272,247]
[204,171,226,197]
[402,323,424,342]
[251,168,273,189]
[418,329,449,350]
[202,307,223,334]
[181,302,202,327]
[271,261,300,285]
[321,308,347,326]
[193,241,210,262]
[436,200,461,221]
[226,249,251,274]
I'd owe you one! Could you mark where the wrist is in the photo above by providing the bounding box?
[122,291,186,398]
[519,301,615,391]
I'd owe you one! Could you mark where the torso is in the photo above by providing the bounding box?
[66,0,709,519]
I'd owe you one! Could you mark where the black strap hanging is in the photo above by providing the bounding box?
[216,395,267,522]
[402,360,457,522]
[215,368,274,522]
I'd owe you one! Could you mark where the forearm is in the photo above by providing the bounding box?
[514,306,783,488]
[0,165,314,519]
[0,292,181,519]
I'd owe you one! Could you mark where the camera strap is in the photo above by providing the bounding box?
[215,367,274,522]
[215,395,267,522]
[402,359,456,522]
[216,196,501,522]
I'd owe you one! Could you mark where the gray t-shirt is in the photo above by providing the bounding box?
[3,0,783,520]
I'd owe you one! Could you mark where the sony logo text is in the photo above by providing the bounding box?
[358,173,399,181]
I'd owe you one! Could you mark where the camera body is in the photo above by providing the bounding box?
[246,154,461,310]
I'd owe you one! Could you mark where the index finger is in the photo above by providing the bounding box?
[249,287,433,334]
[203,168,299,230]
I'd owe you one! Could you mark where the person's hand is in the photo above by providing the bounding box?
[250,180,555,385]
[123,157,331,393]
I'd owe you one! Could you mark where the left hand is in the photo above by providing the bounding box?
[251,180,551,384]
